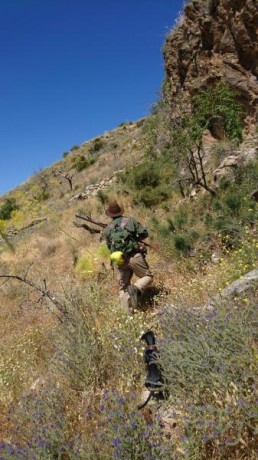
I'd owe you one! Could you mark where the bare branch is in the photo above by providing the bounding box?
[24,261,35,280]
[55,170,74,191]
[0,274,67,322]
[9,218,48,235]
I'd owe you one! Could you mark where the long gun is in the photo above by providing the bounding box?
[74,214,153,248]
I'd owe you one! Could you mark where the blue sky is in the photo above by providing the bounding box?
[0,0,184,195]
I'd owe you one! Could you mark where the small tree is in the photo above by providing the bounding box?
[55,170,74,191]
[169,82,245,195]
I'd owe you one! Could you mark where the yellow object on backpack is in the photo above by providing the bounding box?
[110,251,125,266]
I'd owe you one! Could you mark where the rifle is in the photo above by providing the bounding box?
[75,214,106,229]
[74,214,154,249]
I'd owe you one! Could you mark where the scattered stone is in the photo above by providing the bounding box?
[30,376,47,391]
[158,407,178,439]
[211,252,220,264]
[69,192,88,201]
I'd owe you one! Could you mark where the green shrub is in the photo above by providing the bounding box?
[89,138,104,154]
[173,234,191,254]
[63,151,69,158]
[0,198,18,220]
[71,145,80,151]
[191,81,245,142]
[72,155,94,172]
[125,162,161,190]
[37,190,50,201]
[224,192,242,216]
[133,185,169,207]
[212,199,223,211]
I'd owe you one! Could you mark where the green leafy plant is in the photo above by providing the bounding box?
[0,198,18,220]
[89,138,104,154]
[191,81,244,142]
[126,162,161,190]
[133,185,169,207]
[147,82,245,197]
[72,155,95,172]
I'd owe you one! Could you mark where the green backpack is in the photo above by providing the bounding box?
[109,218,139,255]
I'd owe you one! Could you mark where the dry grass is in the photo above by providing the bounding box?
[0,119,257,458]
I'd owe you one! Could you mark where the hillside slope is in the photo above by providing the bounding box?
[0,2,257,459]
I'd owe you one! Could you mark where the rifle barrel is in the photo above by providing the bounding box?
[75,214,107,228]
[75,214,154,249]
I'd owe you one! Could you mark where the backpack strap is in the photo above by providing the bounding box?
[107,217,123,230]
[120,217,129,230]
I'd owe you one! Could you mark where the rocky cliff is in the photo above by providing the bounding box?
[163,0,258,123]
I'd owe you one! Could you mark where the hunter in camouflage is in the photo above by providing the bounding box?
[103,201,153,314]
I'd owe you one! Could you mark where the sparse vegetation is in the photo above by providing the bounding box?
[97,189,109,205]
[160,299,257,460]
[0,60,257,460]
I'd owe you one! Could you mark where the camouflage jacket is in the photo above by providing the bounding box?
[103,216,149,252]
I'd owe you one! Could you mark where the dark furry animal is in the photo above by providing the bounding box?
[138,331,164,410]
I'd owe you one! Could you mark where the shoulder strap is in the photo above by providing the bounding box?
[120,217,129,230]
[107,217,122,230]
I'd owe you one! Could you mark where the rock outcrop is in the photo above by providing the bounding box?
[69,171,122,201]
[163,0,258,123]
[213,130,258,184]
[205,267,258,309]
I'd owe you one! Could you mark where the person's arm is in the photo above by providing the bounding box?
[135,221,149,240]
[126,217,149,240]
[103,227,112,250]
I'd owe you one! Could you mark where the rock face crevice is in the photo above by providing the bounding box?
[163,0,258,121]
